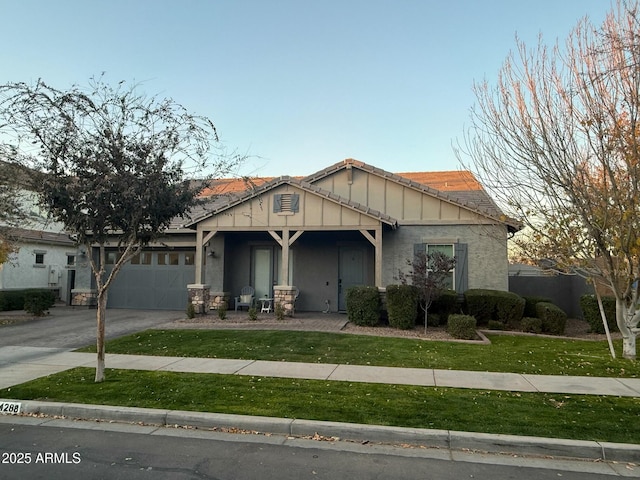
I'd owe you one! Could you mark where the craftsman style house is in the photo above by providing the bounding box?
[71,159,519,312]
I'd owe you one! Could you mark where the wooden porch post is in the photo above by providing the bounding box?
[195,229,218,285]
[360,225,383,287]
[195,227,204,284]
[281,229,290,286]
[269,229,304,287]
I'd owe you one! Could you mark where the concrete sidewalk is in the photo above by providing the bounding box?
[2,345,640,396]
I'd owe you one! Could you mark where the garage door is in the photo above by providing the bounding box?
[107,249,196,310]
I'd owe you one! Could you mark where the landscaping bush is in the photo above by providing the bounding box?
[425,312,441,327]
[523,296,552,318]
[496,292,526,326]
[0,289,56,313]
[487,320,506,330]
[275,302,286,321]
[385,284,419,330]
[579,294,618,334]
[431,289,459,323]
[0,290,25,311]
[447,314,477,340]
[463,289,495,324]
[217,301,228,320]
[536,302,567,335]
[23,290,56,316]
[346,286,381,326]
[186,302,196,319]
[521,317,543,334]
[464,289,525,326]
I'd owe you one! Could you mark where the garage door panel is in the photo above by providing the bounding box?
[106,250,195,310]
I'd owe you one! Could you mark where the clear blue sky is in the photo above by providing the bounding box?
[0,0,612,177]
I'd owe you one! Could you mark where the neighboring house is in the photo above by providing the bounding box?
[0,228,77,302]
[73,159,519,312]
[0,170,80,303]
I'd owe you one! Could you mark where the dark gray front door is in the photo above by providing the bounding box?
[338,246,364,311]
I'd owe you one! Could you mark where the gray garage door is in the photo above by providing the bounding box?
[107,249,196,310]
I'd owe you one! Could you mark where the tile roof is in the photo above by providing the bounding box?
[397,170,483,191]
[9,227,75,246]
[302,159,515,228]
[185,159,520,232]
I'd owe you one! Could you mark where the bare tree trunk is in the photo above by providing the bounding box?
[95,289,108,382]
[616,298,637,360]
[424,307,428,335]
[594,287,616,359]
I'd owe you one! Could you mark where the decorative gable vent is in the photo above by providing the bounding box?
[273,193,299,214]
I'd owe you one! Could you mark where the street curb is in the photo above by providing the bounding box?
[4,399,639,464]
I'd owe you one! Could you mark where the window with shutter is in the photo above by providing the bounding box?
[414,242,467,293]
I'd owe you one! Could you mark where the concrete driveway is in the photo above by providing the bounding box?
[0,307,184,349]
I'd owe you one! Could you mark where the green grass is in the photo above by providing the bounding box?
[2,367,639,444]
[77,329,640,377]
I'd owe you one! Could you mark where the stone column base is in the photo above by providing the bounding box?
[187,284,210,314]
[209,291,230,311]
[71,289,97,307]
[273,285,298,317]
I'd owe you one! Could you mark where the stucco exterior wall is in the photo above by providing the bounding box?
[0,241,76,301]
[382,223,509,291]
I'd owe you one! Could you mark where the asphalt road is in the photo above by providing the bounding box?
[0,417,625,480]
[0,307,182,349]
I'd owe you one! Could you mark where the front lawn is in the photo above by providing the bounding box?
[77,329,640,377]
[2,367,639,444]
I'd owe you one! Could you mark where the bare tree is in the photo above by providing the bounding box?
[0,159,30,263]
[398,250,456,333]
[457,0,640,358]
[0,76,241,380]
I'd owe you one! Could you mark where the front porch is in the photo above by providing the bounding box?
[185,176,399,314]
[193,229,385,314]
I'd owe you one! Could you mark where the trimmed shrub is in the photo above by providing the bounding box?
[487,320,506,330]
[346,286,381,326]
[521,317,543,334]
[186,302,196,319]
[425,312,441,327]
[23,290,55,316]
[536,302,567,335]
[248,306,258,321]
[386,284,419,330]
[463,289,495,324]
[464,289,525,326]
[0,290,25,311]
[523,296,552,318]
[447,314,477,340]
[431,289,459,323]
[496,292,526,326]
[579,294,618,334]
